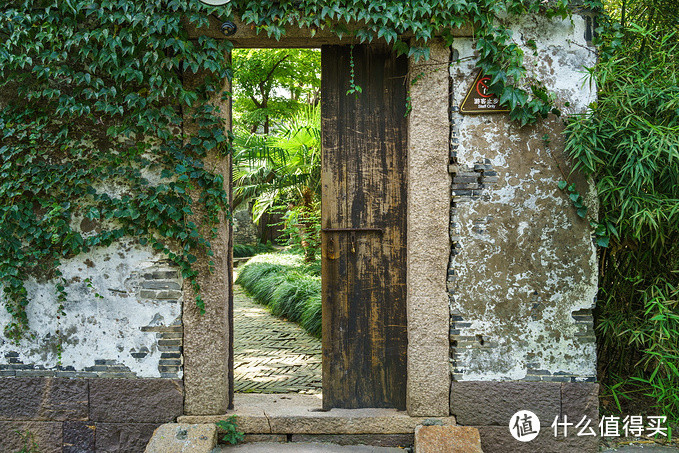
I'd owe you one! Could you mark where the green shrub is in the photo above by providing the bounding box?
[301,295,322,338]
[565,23,679,425]
[216,416,244,445]
[277,201,321,263]
[236,252,321,337]
[233,242,275,258]
[14,430,39,453]
[236,262,287,303]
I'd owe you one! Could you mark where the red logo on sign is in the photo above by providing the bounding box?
[460,71,509,114]
[476,76,492,98]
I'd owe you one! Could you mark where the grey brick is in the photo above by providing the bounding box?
[143,271,179,280]
[141,281,181,290]
[89,379,183,423]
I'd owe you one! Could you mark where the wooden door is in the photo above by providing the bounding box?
[321,45,408,410]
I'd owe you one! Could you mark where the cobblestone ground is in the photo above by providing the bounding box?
[234,284,322,394]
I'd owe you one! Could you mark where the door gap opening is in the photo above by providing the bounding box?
[231,47,323,397]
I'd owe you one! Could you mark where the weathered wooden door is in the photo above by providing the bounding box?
[321,45,408,410]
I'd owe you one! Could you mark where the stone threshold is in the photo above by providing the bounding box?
[177,394,456,435]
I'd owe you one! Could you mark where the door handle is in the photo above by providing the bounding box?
[321,228,384,254]
[322,228,382,257]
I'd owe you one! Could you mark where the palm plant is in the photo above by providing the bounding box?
[232,105,321,260]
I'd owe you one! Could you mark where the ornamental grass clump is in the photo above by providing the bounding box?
[236,252,321,337]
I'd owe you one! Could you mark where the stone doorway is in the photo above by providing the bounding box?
[183,18,452,417]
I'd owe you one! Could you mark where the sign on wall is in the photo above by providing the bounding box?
[460,71,510,114]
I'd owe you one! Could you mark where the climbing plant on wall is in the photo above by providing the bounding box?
[0,1,234,341]
[0,0,585,341]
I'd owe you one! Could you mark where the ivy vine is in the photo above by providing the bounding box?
[0,1,233,341]
[0,0,591,341]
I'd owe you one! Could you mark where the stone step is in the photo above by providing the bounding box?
[178,394,456,436]
[215,442,405,452]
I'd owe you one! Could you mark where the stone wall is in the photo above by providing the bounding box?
[0,377,183,452]
[0,11,603,452]
[0,240,184,379]
[232,203,259,245]
[445,12,600,453]
[0,235,185,452]
[447,14,598,384]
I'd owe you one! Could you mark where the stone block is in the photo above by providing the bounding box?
[145,423,217,453]
[267,411,456,435]
[89,379,183,423]
[63,420,96,453]
[450,381,560,426]
[243,434,287,443]
[140,289,182,300]
[156,290,183,300]
[95,423,159,453]
[0,420,62,453]
[561,383,599,422]
[414,425,482,453]
[453,175,480,184]
[476,425,598,453]
[291,433,414,447]
[15,369,56,377]
[0,377,88,421]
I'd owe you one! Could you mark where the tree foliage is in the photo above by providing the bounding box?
[233,48,320,134]
[230,0,574,126]
[233,105,321,260]
[233,105,320,216]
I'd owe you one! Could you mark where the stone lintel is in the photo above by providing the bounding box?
[184,15,474,45]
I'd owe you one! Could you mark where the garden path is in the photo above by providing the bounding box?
[234,284,322,394]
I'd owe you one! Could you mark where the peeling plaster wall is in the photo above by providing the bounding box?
[448,14,598,382]
[0,239,183,379]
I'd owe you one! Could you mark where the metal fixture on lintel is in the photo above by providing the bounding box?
[197,0,238,36]
[220,21,237,36]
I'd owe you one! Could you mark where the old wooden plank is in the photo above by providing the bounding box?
[321,44,407,410]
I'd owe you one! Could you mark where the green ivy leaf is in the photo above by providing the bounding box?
[596,236,610,248]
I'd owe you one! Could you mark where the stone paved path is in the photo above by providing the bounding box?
[234,284,322,394]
